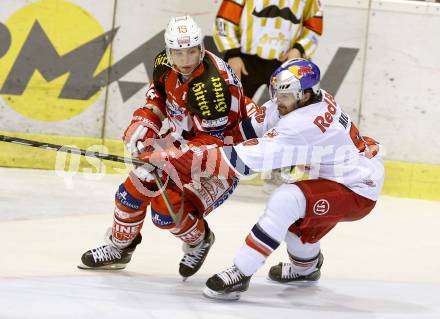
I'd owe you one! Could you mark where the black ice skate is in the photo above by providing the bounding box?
[203,265,251,300]
[78,234,142,270]
[179,223,215,280]
[268,252,324,283]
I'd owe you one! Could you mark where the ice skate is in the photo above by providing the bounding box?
[203,265,251,300]
[268,252,324,283]
[78,233,142,270]
[179,224,215,280]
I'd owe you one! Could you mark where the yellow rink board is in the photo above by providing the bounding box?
[0,131,131,175]
[1,131,439,202]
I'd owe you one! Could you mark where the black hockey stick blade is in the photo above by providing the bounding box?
[0,134,147,167]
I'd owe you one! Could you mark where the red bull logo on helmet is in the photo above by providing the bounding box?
[288,65,314,78]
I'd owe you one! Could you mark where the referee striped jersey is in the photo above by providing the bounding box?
[214,0,323,61]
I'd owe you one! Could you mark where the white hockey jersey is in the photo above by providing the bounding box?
[226,90,384,201]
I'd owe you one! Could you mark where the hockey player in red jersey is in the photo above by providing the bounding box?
[140,59,384,299]
[78,16,252,279]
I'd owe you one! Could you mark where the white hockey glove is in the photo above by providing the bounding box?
[123,107,162,157]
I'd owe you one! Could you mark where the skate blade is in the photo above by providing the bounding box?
[266,276,320,285]
[77,263,126,270]
[202,287,241,301]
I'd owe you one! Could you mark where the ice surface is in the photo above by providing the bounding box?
[1,168,440,318]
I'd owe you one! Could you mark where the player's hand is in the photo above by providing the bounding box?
[132,164,162,183]
[131,165,170,198]
[228,57,248,80]
[139,134,225,186]
[362,136,380,159]
[123,107,162,157]
[281,48,302,62]
[138,144,192,187]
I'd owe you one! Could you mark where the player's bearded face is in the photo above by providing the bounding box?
[171,47,202,75]
[275,93,297,115]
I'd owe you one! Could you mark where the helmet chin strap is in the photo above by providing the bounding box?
[297,91,313,109]
[172,63,200,77]
[172,65,195,77]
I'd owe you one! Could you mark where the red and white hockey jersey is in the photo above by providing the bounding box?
[143,50,251,145]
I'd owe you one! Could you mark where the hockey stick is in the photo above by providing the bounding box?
[0,134,181,223]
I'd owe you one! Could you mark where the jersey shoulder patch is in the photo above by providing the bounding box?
[187,58,231,120]
[206,51,240,86]
[153,50,171,82]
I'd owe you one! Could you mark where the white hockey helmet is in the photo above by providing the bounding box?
[164,16,205,66]
[269,58,320,101]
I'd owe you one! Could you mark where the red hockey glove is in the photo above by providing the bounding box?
[139,134,235,187]
[123,107,162,157]
[362,136,380,159]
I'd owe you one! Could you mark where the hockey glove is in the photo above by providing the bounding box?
[139,134,235,186]
[123,107,162,157]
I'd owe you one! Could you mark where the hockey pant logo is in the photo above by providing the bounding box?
[184,176,238,215]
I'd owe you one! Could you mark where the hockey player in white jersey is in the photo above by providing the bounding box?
[139,58,384,300]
